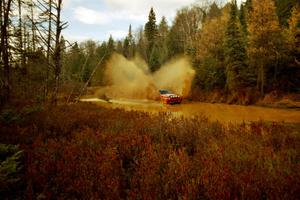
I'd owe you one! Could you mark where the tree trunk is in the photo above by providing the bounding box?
[51,0,62,105]
[1,0,12,103]
[18,0,25,68]
[30,1,36,52]
[45,0,52,99]
[0,0,3,62]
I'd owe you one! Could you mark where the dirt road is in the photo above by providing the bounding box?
[80,98,300,123]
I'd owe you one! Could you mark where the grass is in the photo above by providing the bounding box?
[0,102,299,199]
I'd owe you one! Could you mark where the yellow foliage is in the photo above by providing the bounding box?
[247,0,282,94]
[248,0,281,54]
[196,8,229,60]
[285,4,300,66]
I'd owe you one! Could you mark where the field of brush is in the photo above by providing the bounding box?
[1,102,299,199]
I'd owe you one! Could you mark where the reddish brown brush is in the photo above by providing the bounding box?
[0,103,299,199]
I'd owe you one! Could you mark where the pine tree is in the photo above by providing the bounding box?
[123,37,130,58]
[248,0,282,95]
[149,43,160,72]
[225,0,247,92]
[122,25,134,58]
[239,4,247,35]
[207,2,221,20]
[145,7,158,64]
[64,42,84,81]
[128,24,133,44]
[127,24,135,58]
[107,35,115,55]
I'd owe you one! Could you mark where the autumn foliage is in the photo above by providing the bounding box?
[0,103,299,199]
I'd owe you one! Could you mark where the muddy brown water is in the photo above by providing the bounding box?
[80,98,300,123]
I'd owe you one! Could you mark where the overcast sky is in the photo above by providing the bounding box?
[62,0,244,43]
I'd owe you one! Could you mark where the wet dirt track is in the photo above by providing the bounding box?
[80,98,300,124]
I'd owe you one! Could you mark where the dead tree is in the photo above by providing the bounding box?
[0,0,13,103]
[51,0,67,104]
[29,0,68,103]
[18,0,26,68]
[0,0,2,64]
[45,0,52,97]
[28,0,36,52]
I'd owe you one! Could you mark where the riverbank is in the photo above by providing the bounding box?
[190,88,300,109]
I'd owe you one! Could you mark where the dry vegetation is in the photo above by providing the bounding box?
[0,102,299,199]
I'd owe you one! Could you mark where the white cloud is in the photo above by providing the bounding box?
[106,30,128,40]
[73,6,147,26]
[104,0,196,20]
[73,7,110,25]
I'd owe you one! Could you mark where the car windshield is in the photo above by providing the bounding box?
[159,90,171,94]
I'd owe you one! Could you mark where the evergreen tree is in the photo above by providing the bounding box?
[149,43,160,72]
[239,3,248,35]
[145,7,158,63]
[120,25,135,59]
[92,42,108,85]
[107,35,115,55]
[64,42,85,81]
[127,24,135,58]
[123,37,130,58]
[224,0,248,92]
[128,24,133,44]
[158,17,168,38]
[207,2,221,20]
[81,40,97,84]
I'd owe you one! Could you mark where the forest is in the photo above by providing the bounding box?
[0,0,299,105]
[0,0,300,199]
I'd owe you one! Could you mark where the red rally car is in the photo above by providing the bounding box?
[159,89,182,104]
